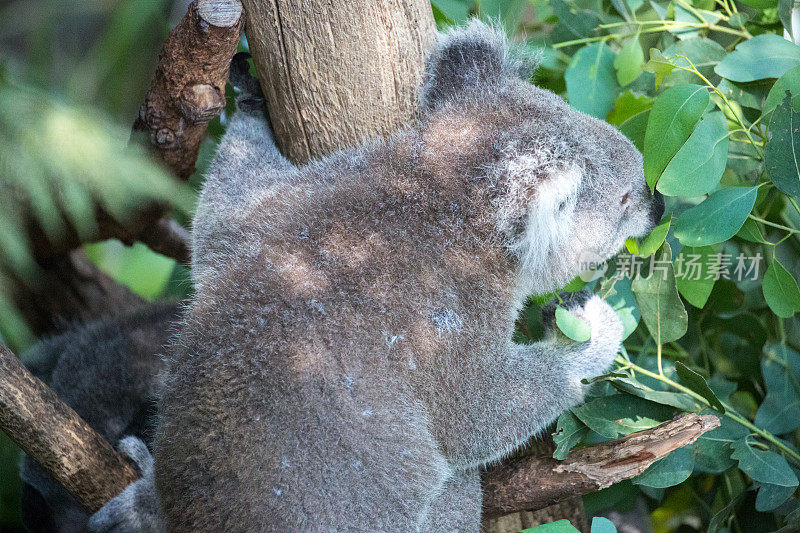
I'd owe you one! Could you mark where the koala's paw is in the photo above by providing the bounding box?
[87,437,165,533]
[230,52,266,115]
[540,288,594,333]
[567,295,623,379]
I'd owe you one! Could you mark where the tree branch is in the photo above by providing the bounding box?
[0,342,138,513]
[481,413,721,520]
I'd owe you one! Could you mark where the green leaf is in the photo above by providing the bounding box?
[644,85,709,189]
[661,38,726,87]
[675,245,718,308]
[604,276,641,339]
[736,218,769,244]
[619,109,650,151]
[607,91,654,126]
[477,0,528,30]
[715,34,800,82]
[611,377,699,410]
[590,517,618,533]
[520,520,581,533]
[673,187,757,246]
[675,361,725,412]
[553,411,591,460]
[572,394,676,438]
[633,444,695,488]
[644,48,677,87]
[765,92,800,198]
[636,216,671,258]
[556,306,592,341]
[615,37,645,86]
[762,258,800,318]
[656,111,729,197]
[755,482,797,512]
[708,489,745,533]
[754,393,800,435]
[430,0,472,24]
[566,43,620,119]
[670,4,721,40]
[695,435,736,473]
[730,438,799,487]
[763,65,800,119]
[632,243,689,344]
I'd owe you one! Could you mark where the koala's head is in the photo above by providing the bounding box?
[419,21,665,294]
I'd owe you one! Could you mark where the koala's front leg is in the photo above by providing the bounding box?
[446,294,622,467]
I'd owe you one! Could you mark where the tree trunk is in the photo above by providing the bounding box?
[239,0,436,163]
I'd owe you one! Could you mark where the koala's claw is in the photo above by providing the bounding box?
[87,437,164,533]
[230,52,266,114]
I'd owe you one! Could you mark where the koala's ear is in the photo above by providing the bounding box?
[419,20,540,111]
[532,164,581,216]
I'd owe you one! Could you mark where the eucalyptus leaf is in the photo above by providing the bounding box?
[615,38,645,86]
[656,111,729,197]
[675,361,725,412]
[553,411,591,460]
[611,377,700,410]
[730,439,799,487]
[762,258,800,318]
[715,34,800,82]
[566,43,620,118]
[633,444,695,488]
[643,84,708,189]
[572,394,676,438]
[763,65,800,118]
[590,517,618,533]
[755,482,797,512]
[765,92,800,198]
[637,216,670,257]
[675,245,718,308]
[673,187,757,246]
[632,243,688,344]
[556,306,592,341]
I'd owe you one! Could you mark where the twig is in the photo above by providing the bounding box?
[0,342,138,512]
[481,413,720,518]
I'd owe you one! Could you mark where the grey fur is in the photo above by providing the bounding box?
[18,301,180,533]
[98,21,664,532]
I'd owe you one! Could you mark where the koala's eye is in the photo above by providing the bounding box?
[620,192,630,206]
[558,200,567,212]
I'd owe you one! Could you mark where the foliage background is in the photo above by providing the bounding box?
[1,0,800,531]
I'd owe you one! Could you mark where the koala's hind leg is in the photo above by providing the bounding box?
[192,53,294,281]
[422,469,482,532]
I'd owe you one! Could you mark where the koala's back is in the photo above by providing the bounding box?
[19,301,180,532]
[156,131,517,530]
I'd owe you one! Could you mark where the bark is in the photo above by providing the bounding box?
[481,413,721,520]
[0,342,138,513]
[239,0,437,163]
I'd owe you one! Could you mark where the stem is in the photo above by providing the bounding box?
[614,357,800,466]
[748,215,800,234]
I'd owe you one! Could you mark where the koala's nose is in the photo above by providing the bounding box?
[650,191,666,225]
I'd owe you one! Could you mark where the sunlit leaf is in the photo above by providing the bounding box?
[632,243,688,344]
[673,187,757,246]
[715,34,800,82]
[566,43,620,118]
[762,258,800,318]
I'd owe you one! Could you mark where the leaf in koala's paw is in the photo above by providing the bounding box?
[555,306,591,342]
[657,111,729,197]
[762,259,800,318]
[643,84,708,189]
[673,187,757,247]
[765,92,800,198]
[565,43,619,119]
[675,361,725,413]
[552,411,590,460]
[632,243,688,344]
[633,444,695,488]
[590,517,618,533]
[519,519,581,532]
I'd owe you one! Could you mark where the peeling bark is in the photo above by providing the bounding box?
[481,413,721,520]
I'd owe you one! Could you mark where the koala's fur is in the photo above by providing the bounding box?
[18,301,180,533]
[149,21,664,532]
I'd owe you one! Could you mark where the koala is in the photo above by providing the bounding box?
[93,20,665,532]
[17,301,180,533]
